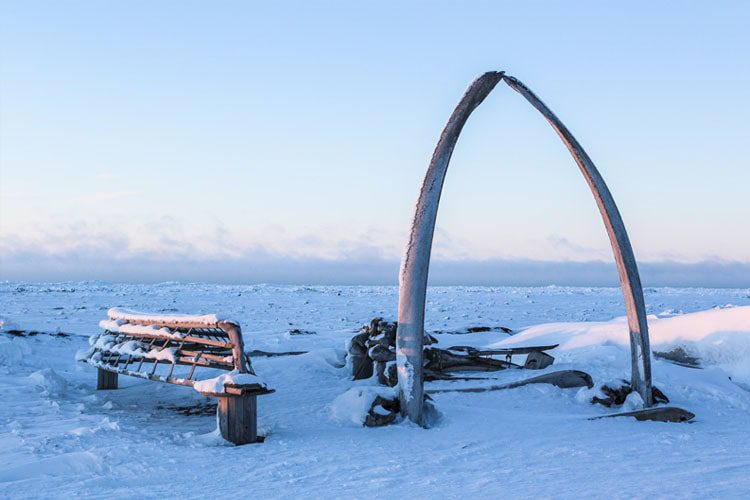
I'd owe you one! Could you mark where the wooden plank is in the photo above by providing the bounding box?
[176,350,234,365]
[113,319,223,330]
[90,363,197,388]
[96,355,232,371]
[100,330,234,349]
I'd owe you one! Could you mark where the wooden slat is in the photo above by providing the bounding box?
[103,330,234,349]
[113,319,222,330]
[97,354,233,371]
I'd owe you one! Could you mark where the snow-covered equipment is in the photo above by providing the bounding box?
[350,318,557,387]
[397,71,656,424]
[79,307,273,444]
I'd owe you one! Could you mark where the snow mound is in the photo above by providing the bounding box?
[28,368,69,396]
[0,337,31,366]
[492,306,750,384]
[330,386,397,426]
[0,316,22,332]
[285,348,346,374]
[0,451,104,482]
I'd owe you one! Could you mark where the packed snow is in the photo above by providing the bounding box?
[192,371,268,395]
[107,307,220,326]
[1,282,749,498]
[97,319,186,339]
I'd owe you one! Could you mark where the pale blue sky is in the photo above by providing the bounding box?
[1,1,749,285]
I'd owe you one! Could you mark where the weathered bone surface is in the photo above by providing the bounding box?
[427,370,594,395]
[589,407,695,423]
[397,71,653,425]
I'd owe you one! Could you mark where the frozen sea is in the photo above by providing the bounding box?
[1,282,749,498]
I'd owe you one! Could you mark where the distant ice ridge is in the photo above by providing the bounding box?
[107,307,219,325]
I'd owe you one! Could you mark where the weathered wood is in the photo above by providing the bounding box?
[217,394,258,445]
[102,330,234,350]
[93,363,196,387]
[219,321,250,373]
[99,353,233,371]
[97,368,118,390]
[589,406,695,423]
[427,370,594,395]
[112,319,223,329]
[397,71,655,425]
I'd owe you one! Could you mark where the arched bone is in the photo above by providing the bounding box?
[396,71,653,425]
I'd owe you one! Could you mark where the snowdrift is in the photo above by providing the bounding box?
[492,305,750,385]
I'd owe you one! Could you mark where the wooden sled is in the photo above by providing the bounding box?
[79,308,273,445]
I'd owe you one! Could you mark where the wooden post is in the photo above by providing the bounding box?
[97,368,118,390]
[217,394,258,445]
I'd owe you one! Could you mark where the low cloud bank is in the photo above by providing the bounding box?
[1,247,748,287]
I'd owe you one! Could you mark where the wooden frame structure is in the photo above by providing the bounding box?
[396,71,653,425]
[80,309,272,444]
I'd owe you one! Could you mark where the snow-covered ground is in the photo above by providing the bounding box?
[1,282,749,498]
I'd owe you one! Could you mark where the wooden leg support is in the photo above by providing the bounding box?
[217,394,258,445]
[97,368,118,390]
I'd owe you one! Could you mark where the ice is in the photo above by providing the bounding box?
[0,282,749,497]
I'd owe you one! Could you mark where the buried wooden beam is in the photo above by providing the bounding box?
[396,71,654,425]
[427,370,594,395]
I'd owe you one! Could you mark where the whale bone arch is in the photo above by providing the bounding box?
[396,71,653,425]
